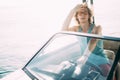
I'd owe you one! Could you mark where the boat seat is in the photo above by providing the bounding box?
[103,39,120,80]
[104,49,115,60]
[104,49,120,80]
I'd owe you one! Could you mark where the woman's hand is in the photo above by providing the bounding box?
[72,3,88,13]
[73,4,82,12]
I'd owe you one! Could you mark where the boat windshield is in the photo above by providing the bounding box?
[25,33,120,80]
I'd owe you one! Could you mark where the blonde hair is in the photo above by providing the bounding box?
[75,4,92,24]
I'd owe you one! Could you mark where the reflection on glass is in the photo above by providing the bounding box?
[26,34,119,80]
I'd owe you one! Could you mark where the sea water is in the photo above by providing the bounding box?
[0,26,54,78]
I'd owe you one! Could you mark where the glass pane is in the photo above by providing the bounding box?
[26,34,119,80]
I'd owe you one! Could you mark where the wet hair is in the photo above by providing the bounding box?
[75,4,92,24]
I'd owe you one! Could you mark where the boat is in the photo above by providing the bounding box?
[0,0,120,80]
[0,31,120,80]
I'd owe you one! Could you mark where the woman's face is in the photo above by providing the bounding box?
[77,6,89,23]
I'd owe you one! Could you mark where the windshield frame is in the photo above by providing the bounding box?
[22,31,120,80]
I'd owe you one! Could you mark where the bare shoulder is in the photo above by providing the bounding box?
[92,24,102,35]
[96,25,102,29]
[94,24,102,31]
[69,26,78,32]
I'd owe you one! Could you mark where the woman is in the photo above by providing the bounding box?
[62,3,102,52]
[62,3,111,77]
[62,3,101,34]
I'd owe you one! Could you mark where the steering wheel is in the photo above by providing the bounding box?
[58,60,103,80]
[72,61,103,80]
[85,61,103,74]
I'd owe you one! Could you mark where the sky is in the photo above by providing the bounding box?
[0,0,120,35]
[0,0,81,33]
[0,0,120,57]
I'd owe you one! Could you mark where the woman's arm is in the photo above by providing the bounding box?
[62,8,75,31]
[62,4,82,31]
[88,25,102,51]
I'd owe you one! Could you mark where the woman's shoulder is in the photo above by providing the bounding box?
[69,26,79,32]
[94,24,102,30]
[92,24,102,35]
